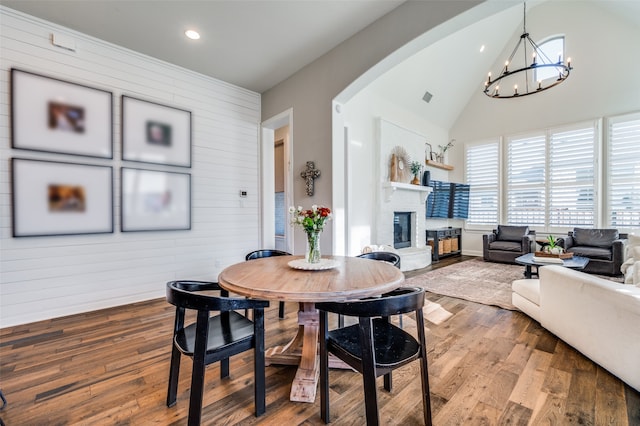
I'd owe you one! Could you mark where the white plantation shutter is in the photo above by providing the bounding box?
[465,141,499,225]
[548,125,596,227]
[608,114,640,227]
[507,134,546,226]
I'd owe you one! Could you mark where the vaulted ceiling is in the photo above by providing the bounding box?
[3,0,639,131]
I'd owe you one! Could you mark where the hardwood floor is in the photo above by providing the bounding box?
[1,256,638,425]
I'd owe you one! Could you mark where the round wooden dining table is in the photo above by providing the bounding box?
[218,255,404,403]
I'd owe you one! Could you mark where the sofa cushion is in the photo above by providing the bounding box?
[567,246,612,260]
[572,228,618,248]
[497,225,528,242]
[512,279,540,305]
[489,241,523,252]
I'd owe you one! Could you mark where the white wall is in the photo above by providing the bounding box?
[451,1,640,256]
[342,89,454,255]
[0,8,261,327]
[262,1,486,255]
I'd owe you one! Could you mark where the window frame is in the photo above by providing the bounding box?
[463,138,501,231]
[534,35,566,83]
[605,112,640,233]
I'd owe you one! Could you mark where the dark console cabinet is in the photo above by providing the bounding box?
[426,227,462,261]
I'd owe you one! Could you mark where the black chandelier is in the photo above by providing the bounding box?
[483,2,572,99]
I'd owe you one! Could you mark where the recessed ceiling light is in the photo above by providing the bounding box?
[185,30,200,40]
[479,45,485,53]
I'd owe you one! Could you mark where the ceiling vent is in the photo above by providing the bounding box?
[422,91,433,103]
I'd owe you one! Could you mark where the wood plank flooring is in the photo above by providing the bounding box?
[1,256,639,425]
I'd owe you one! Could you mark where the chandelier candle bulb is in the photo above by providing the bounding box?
[514,85,518,95]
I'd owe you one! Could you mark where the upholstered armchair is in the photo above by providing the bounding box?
[483,225,535,264]
[559,228,627,276]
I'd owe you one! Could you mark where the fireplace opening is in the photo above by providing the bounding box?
[393,212,412,249]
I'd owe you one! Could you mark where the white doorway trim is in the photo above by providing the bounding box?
[261,108,294,252]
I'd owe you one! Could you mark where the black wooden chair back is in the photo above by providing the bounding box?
[166,280,269,425]
[246,250,291,318]
[317,287,432,426]
[357,251,401,269]
[346,252,403,328]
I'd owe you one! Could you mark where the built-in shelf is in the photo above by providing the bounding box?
[383,182,432,203]
[425,160,454,171]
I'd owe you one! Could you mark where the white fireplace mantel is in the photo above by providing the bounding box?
[382,182,432,203]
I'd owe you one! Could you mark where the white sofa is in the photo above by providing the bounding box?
[621,233,640,284]
[512,265,640,391]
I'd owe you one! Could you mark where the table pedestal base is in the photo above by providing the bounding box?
[265,302,350,402]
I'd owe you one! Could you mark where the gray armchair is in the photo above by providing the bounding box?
[483,225,535,264]
[559,228,627,276]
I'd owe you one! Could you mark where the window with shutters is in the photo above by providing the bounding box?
[506,133,546,226]
[465,141,499,226]
[465,123,597,230]
[548,125,596,227]
[463,115,638,231]
[608,113,640,228]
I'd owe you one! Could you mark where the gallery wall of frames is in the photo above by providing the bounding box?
[0,6,262,327]
[10,68,193,237]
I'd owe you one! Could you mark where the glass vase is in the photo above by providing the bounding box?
[306,231,322,263]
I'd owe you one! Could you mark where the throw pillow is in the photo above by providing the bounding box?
[634,260,640,287]
[625,232,640,259]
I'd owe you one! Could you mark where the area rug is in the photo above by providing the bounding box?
[405,258,523,310]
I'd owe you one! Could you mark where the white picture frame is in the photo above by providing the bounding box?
[11,158,113,237]
[11,68,113,159]
[121,96,192,167]
[121,167,191,232]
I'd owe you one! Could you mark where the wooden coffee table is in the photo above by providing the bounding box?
[515,253,589,278]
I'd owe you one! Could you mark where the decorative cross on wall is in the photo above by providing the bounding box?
[301,161,321,196]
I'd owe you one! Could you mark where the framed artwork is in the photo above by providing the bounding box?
[11,158,113,237]
[121,95,192,167]
[121,167,191,232]
[11,68,113,158]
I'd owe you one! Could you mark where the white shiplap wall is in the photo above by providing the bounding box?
[0,7,261,327]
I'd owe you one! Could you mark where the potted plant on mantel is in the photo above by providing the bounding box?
[410,161,422,185]
[435,139,455,163]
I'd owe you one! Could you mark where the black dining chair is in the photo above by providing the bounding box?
[357,251,401,269]
[339,252,403,328]
[317,287,432,426]
[246,249,291,319]
[166,280,269,426]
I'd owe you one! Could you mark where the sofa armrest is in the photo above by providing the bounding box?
[539,265,640,391]
[612,238,627,264]
[521,233,535,253]
[558,235,574,249]
[483,232,497,245]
